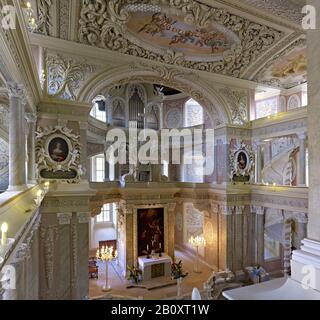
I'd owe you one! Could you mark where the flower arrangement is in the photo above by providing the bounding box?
[171,260,188,280]
[127,265,142,284]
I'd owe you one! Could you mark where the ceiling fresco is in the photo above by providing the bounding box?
[126,12,239,61]
[76,0,284,78]
[25,0,307,89]
[253,39,307,89]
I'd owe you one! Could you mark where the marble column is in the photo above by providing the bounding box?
[255,206,265,266]
[114,163,120,181]
[297,132,307,186]
[25,113,37,184]
[104,141,110,181]
[283,217,293,275]
[79,122,88,180]
[254,140,263,184]
[104,154,110,181]
[7,82,27,190]
[76,212,90,300]
[294,213,308,250]
[167,203,176,260]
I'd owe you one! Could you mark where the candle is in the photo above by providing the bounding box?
[147,244,149,251]
[1,222,8,246]
[159,243,162,250]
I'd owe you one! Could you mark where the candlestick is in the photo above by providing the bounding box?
[1,222,8,246]
[146,244,150,259]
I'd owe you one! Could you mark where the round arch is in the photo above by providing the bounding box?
[78,65,232,127]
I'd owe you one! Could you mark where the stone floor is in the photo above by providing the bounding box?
[89,249,213,300]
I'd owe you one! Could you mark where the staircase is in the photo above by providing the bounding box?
[261,145,299,185]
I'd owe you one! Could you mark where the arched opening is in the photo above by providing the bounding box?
[184,98,204,127]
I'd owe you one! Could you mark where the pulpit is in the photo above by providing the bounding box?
[138,254,172,281]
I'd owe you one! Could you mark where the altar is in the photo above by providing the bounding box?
[138,254,172,281]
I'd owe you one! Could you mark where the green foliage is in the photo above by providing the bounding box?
[127,265,142,284]
[171,260,188,280]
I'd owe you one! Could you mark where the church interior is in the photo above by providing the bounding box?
[0,0,320,301]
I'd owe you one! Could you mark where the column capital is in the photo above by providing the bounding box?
[79,122,88,130]
[6,82,25,100]
[235,206,245,215]
[167,203,176,213]
[25,113,37,123]
[252,205,264,215]
[219,204,233,215]
[77,212,90,224]
[297,132,307,140]
[253,139,264,146]
[57,213,73,225]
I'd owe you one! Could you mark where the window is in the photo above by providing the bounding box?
[91,154,105,182]
[90,102,106,122]
[255,97,278,119]
[96,203,118,225]
[97,203,112,223]
[184,99,204,127]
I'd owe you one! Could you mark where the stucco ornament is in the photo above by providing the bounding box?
[46,54,95,100]
[78,0,283,78]
[35,126,83,183]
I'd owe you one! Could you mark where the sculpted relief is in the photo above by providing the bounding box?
[78,0,283,78]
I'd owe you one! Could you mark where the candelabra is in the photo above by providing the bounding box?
[189,235,206,273]
[96,246,117,292]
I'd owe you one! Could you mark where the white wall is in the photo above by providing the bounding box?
[89,218,116,250]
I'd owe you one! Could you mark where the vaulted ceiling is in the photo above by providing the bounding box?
[24,0,307,90]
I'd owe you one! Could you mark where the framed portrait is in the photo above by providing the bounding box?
[236,150,249,171]
[48,137,69,163]
[46,134,72,164]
